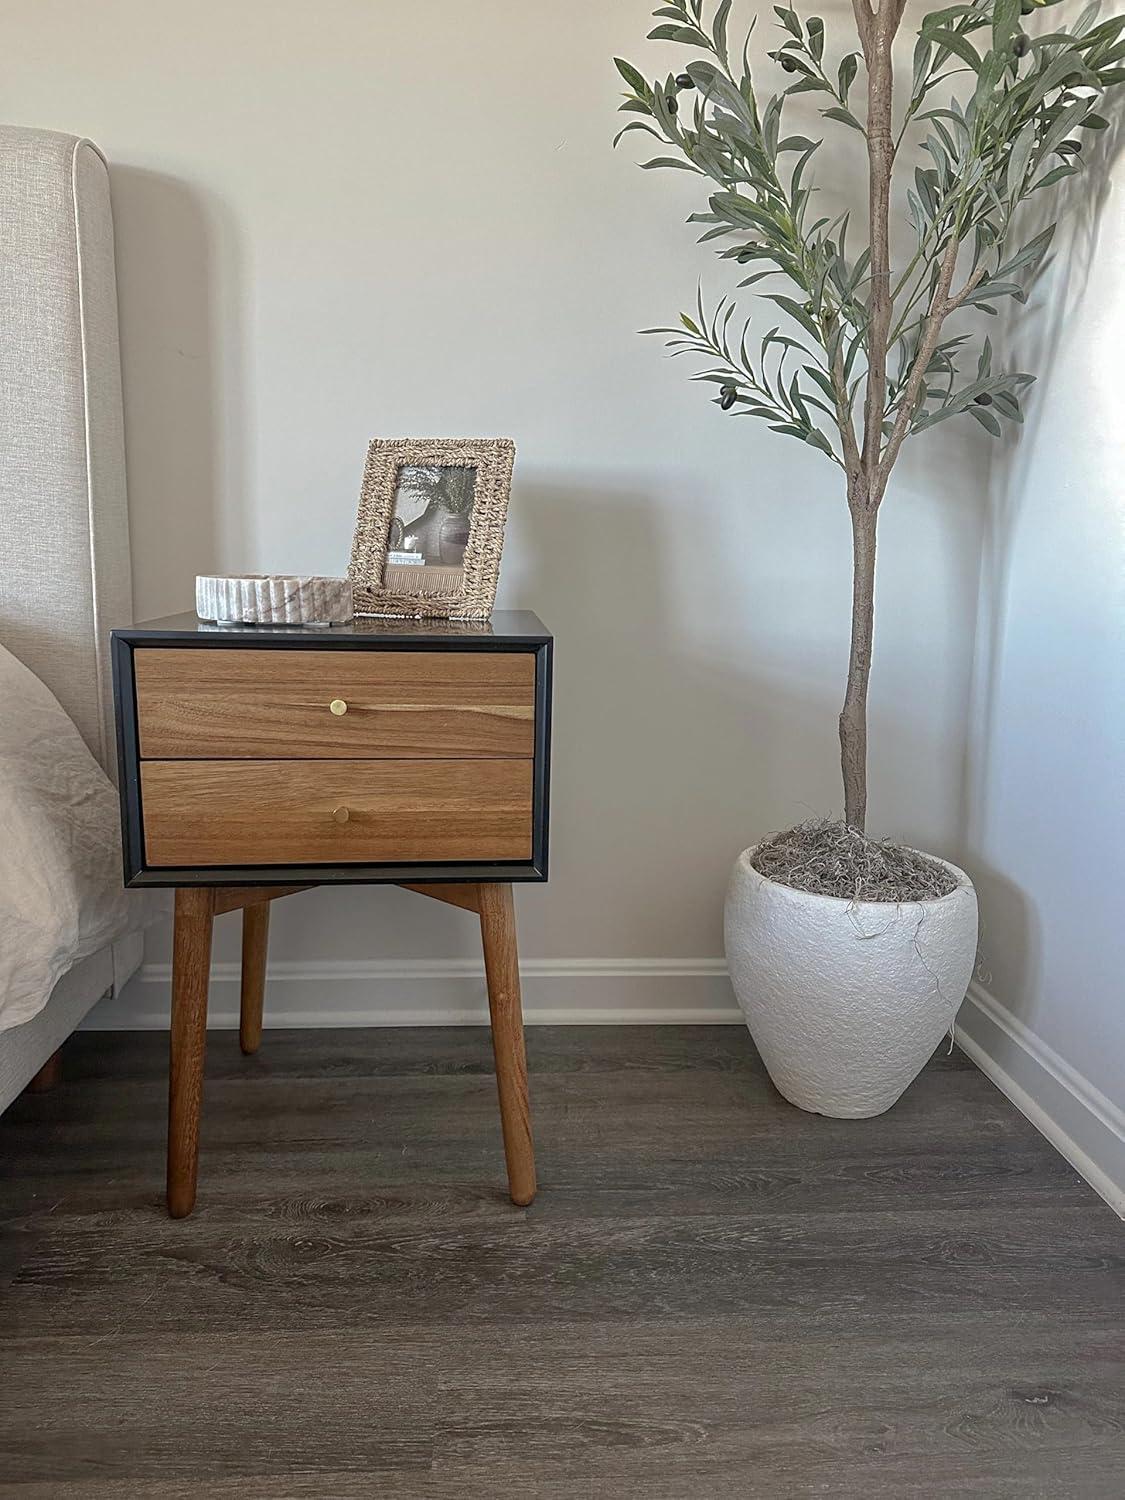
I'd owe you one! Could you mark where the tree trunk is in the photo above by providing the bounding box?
[837,0,901,833]
[839,501,878,832]
[860,19,895,477]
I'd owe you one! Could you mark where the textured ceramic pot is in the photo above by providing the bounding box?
[724,846,978,1118]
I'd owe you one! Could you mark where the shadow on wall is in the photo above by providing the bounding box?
[505,476,952,955]
[967,859,1039,1005]
[965,124,1123,826]
[109,166,251,619]
[959,120,1123,1017]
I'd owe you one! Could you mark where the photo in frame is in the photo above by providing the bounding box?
[349,438,515,620]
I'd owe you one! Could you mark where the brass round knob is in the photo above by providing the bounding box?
[329,698,348,716]
[332,805,350,824]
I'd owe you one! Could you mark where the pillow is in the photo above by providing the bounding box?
[0,643,141,1030]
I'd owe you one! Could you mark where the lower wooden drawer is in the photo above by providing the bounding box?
[140,759,533,867]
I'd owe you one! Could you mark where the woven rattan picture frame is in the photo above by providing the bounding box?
[348,438,515,620]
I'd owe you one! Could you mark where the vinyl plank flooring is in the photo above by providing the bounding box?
[431,1320,1125,1497]
[0,1330,434,1486]
[0,1025,1121,1498]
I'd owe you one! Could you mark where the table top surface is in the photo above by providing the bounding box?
[116,610,551,645]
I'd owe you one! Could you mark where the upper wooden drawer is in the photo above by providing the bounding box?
[133,648,536,759]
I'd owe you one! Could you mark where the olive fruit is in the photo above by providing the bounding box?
[1013,33,1029,57]
[781,56,798,73]
[675,73,695,90]
[666,93,678,115]
[974,393,994,406]
[719,385,738,410]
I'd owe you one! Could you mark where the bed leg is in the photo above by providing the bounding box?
[25,1048,63,1094]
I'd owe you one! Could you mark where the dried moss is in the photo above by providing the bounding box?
[750,820,958,903]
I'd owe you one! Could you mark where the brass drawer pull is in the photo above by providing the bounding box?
[332,806,350,824]
[329,698,348,716]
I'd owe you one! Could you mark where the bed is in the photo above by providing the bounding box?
[0,125,142,1106]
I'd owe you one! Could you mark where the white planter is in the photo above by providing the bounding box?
[724,846,978,1118]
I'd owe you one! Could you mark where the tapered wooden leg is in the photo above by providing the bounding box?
[168,887,215,1218]
[25,1048,62,1094]
[239,901,270,1056]
[478,882,536,1206]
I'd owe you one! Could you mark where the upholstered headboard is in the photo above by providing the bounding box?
[0,125,133,776]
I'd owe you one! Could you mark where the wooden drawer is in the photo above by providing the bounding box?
[140,759,533,867]
[134,648,535,759]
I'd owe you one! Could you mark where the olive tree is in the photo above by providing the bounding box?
[615,0,1124,830]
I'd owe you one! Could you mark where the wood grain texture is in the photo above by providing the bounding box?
[239,904,269,1056]
[212,886,312,916]
[398,882,482,914]
[2,1028,1121,1497]
[167,889,215,1218]
[140,760,533,867]
[134,648,535,760]
[479,884,535,1206]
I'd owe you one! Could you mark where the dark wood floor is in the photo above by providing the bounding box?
[0,1026,1121,1498]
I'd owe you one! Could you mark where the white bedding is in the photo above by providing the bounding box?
[0,643,143,1031]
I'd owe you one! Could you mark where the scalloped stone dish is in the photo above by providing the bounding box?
[195,575,354,627]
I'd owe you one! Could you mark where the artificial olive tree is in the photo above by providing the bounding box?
[616,0,1123,831]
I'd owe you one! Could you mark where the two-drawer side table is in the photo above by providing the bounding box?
[111,611,552,1217]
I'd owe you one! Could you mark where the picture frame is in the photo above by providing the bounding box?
[348,437,516,620]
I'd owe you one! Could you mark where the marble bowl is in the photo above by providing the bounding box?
[195,574,354,627]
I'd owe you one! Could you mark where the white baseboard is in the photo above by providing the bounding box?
[956,981,1125,1219]
[89,956,742,1030]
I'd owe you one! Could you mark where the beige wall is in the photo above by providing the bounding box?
[2,2,986,1002]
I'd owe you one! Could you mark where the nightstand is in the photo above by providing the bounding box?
[111,611,552,1217]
